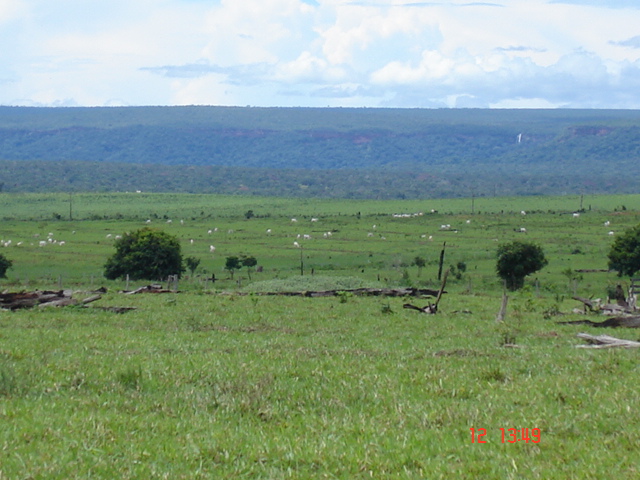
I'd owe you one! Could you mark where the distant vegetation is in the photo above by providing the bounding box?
[1,106,640,198]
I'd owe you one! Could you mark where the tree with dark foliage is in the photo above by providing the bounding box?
[0,253,13,278]
[496,241,548,291]
[104,227,184,281]
[608,224,640,277]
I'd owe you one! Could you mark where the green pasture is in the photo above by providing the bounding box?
[0,192,638,296]
[1,191,637,220]
[1,193,640,478]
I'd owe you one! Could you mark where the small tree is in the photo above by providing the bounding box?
[412,256,426,277]
[225,256,242,279]
[241,255,258,280]
[0,253,13,278]
[104,227,184,281]
[185,256,201,277]
[608,224,640,277]
[496,241,548,291]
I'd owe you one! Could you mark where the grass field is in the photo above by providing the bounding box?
[1,193,640,478]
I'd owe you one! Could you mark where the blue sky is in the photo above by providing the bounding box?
[1,0,639,108]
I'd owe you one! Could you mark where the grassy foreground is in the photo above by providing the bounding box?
[1,294,639,479]
[0,192,640,478]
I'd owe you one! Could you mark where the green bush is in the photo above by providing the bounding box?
[104,227,184,281]
[608,224,640,277]
[0,253,13,278]
[496,241,548,291]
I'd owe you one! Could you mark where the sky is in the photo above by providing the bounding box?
[1,0,640,109]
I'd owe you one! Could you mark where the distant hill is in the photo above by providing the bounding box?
[0,106,639,199]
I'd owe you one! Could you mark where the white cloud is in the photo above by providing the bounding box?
[1,0,640,107]
[0,0,24,23]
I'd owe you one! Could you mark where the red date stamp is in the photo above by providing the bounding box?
[470,428,541,444]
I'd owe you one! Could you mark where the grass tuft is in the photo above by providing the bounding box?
[117,365,144,391]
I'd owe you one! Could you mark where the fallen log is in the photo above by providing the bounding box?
[38,294,103,309]
[600,303,636,315]
[1,290,68,310]
[124,284,174,294]
[576,333,640,348]
[1,290,133,313]
[403,303,437,314]
[92,306,137,313]
[234,287,445,298]
[557,316,640,328]
[572,296,598,312]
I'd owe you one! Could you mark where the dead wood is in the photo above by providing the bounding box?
[572,296,636,315]
[495,292,509,323]
[38,294,103,309]
[1,290,133,313]
[1,290,67,310]
[403,303,437,314]
[402,269,449,314]
[557,316,640,328]
[79,294,103,305]
[600,303,636,315]
[572,296,598,312]
[575,333,640,348]
[124,284,174,294]
[91,306,137,313]
[237,287,445,298]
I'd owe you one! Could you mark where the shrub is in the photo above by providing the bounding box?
[0,253,13,278]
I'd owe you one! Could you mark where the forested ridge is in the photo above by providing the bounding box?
[1,106,639,199]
